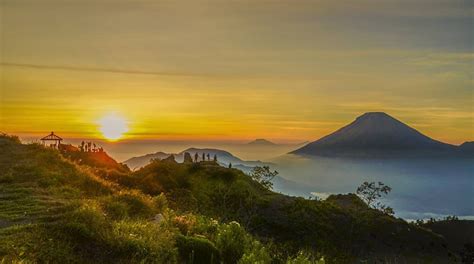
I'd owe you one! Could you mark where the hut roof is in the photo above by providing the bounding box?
[41,132,63,141]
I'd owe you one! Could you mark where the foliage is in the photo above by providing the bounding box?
[249,166,278,190]
[216,222,249,263]
[176,235,220,264]
[356,181,394,215]
[216,221,271,264]
[238,239,272,264]
[286,251,325,264]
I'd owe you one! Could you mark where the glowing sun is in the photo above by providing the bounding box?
[98,113,128,140]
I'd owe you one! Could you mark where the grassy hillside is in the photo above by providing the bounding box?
[110,158,459,263]
[0,135,272,263]
[0,135,467,263]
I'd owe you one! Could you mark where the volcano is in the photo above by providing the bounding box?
[291,112,459,157]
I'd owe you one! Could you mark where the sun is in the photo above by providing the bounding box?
[98,113,128,141]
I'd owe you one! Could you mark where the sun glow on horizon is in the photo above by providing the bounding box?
[98,113,129,141]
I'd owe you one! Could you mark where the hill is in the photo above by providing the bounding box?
[421,219,474,261]
[0,134,467,263]
[292,112,467,158]
[122,151,170,170]
[0,134,280,263]
[123,147,269,170]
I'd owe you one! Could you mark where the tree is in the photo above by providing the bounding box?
[356,181,394,215]
[249,166,278,190]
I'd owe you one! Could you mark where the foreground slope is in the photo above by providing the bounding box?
[0,135,178,263]
[0,135,275,263]
[0,135,468,263]
[292,112,461,157]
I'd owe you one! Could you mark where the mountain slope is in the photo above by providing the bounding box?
[459,141,474,154]
[292,112,458,157]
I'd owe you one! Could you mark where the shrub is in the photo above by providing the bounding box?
[60,202,110,244]
[215,221,249,264]
[111,220,178,263]
[176,234,220,264]
[286,251,325,264]
[103,198,130,220]
[238,240,272,264]
[173,214,197,235]
[189,216,220,240]
[167,189,198,212]
[102,191,158,220]
[116,192,155,218]
[153,193,169,212]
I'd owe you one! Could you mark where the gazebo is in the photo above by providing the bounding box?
[41,132,63,149]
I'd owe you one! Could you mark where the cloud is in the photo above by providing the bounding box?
[310,192,333,200]
[0,62,204,77]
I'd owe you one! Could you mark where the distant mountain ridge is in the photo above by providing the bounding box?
[292,112,472,158]
[124,147,270,170]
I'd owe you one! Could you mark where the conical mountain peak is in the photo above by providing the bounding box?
[356,112,393,121]
[292,112,456,157]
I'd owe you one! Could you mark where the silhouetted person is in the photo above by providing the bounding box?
[207,153,210,161]
[194,153,199,163]
[202,153,205,162]
[229,163,232,168]
[213,154,217,162]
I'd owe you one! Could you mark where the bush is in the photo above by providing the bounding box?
[103,198,130,220]
[102,191,159,220]
[60,202,110,244]
[167,189,198,212]
[176,234,220,264]
[173,214,197,235]
[216,221,250,264]
[286,251,325,264]
[153,193,169,212]
[238,240,271,264]
[111,220,178,263]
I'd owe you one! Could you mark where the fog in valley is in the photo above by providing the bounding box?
[271,155,474,220]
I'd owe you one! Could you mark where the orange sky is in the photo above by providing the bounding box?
[1,0,473,144]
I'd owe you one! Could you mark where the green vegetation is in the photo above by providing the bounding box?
[356,181,394,216]
[249,166,279,190]
[0,134,468,263]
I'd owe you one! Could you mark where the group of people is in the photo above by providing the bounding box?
[193,152,217,163]
[79,141,104,153]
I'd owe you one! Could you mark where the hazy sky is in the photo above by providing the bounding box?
[1,0,473,144]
